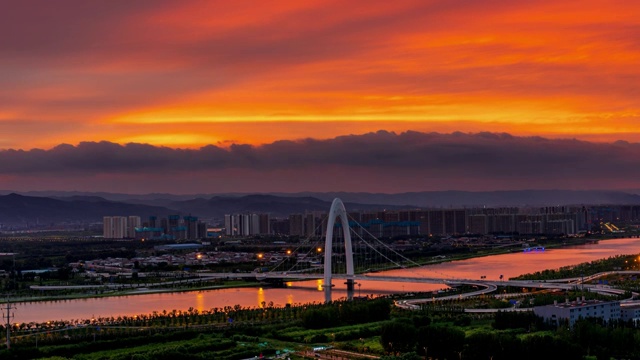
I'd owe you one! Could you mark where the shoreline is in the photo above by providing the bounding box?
[4,281,263,304]
[2,236,623,305]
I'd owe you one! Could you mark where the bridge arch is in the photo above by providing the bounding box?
[323,198,355,292]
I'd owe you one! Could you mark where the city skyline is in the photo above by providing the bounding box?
[1,1,640,193]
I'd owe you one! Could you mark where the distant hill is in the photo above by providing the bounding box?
[0,193,400,226]
[0,193,178,226]
[168,194,403,219]
[0,190,202,202]
[6,189,640,208]
[2,190,640,227]
[272,190,640,208]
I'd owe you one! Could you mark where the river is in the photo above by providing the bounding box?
[13,237,640,323]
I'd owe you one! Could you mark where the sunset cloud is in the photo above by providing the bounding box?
[1,0,639,152]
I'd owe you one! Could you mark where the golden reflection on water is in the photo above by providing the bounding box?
[257,287,265,308]
[285,282,294,305]
[195,292,205,312]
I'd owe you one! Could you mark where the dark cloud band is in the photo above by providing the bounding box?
[0,132,638,183]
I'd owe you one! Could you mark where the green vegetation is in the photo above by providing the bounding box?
[513,254,640,281]
[4,236,640,358]
[512,252,640,296]
[0,299,392,359]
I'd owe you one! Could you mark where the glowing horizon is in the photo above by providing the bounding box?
[1,1,639,151]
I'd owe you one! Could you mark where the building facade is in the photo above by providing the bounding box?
[621,304,640,324]
[103,216,128,239]
[533,298,621,327]
[225,213,271,236]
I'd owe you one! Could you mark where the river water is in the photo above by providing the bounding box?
[13,237,640,323]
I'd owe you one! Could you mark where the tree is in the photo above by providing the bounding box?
[417,325,465,360]
[463,332,500,360]
[380,321,417,353]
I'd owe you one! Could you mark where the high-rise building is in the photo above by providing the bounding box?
[103,216,128,239]
[270,218,289,235]
[289,214,305,236]
[259,214,271,235]
[136,215,207,240]
[415,211,429,235]
[197,222,208,239]
[428,211,444,235]
[127,216,141,238]
[304,213,316,237]
[224,214,236,236]
[468,214,487,234]
[237,214,250,236]
[224,213,271,236]
[183,216,199,239]
[250,214,261,235]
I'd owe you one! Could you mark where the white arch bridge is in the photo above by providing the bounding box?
[200,198,478,301]
[32,198,628,302]
[197,198,626,302]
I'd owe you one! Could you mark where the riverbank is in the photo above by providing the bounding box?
[412,236,607,267]
[12,236,640,324]
[1,236,627,305]
[1,280,263,304]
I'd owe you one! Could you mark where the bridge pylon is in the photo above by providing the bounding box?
[323,198,355,302]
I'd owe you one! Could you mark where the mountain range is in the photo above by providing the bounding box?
[1,190,640,227]
[0,193,399,226]
[0,193,174,226]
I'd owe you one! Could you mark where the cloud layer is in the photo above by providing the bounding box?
[1,1,640,149]
[1,132,638,193]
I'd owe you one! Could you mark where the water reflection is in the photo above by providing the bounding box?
[14,237,640,323]
[195,292,205,313]
[257,287,265,308]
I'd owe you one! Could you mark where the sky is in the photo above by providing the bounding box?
[1,0,639,193]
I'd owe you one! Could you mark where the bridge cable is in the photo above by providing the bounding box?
[348,213,456,280]
[267,213,329,274]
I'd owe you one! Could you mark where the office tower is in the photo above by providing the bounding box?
[127,216,141,238]
[103,216,128,239]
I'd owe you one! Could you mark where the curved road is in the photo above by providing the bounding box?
[396,271,640,310]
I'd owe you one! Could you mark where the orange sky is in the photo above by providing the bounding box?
[1,0,640,150]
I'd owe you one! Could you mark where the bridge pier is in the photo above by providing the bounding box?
[345,279,355,291]
[324,282,332,303]
[345,279,355,301]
